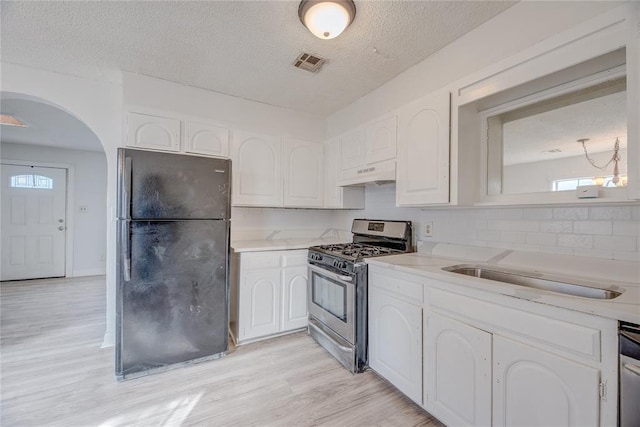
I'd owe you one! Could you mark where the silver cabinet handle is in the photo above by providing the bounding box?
[624,363,640,376]
[338,275,353,282]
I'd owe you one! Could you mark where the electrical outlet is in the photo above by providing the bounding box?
[424,221,433,237]
[79,206,88,213]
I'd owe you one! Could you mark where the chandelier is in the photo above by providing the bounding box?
[578,137,627,187]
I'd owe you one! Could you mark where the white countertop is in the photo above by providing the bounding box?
[366,246,640,324]
[231,237,347,253]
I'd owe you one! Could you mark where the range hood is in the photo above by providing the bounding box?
[338,159,396,186]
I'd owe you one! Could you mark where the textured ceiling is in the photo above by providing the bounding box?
[0,0,516,117]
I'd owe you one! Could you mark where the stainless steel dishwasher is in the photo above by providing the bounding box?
[619,321,640,426]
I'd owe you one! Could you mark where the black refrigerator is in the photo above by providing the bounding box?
[115,148,231,380]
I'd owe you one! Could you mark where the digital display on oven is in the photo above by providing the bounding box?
[368,222,384,232]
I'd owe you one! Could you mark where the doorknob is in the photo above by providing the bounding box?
[58,226,65,231]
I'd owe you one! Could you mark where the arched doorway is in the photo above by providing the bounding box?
[1,92,107,280]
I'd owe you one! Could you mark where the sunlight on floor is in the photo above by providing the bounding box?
[97,392,203,426]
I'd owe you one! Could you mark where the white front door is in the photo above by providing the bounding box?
[1,164,67,281]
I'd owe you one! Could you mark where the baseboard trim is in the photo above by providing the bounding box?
[72,268,106,277]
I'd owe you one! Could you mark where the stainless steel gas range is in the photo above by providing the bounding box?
[307,219,413,373]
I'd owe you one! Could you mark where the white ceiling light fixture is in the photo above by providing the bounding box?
[298,0,356,40]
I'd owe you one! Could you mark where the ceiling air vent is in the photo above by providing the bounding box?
[293,52,326,73]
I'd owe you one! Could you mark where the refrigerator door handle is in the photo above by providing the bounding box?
[121,155,132,219]
[120,221,131,282]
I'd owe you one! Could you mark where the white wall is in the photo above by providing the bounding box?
[1,143,108,276]
[334,185,640,262]
[0,62,122,348]
[504,150,629,194]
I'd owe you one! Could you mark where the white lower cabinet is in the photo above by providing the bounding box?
[233,250,308,344]
[240,269,282,340]
[425,313,492,427]
[366,267,617,426]
[282,265,309,331]
[493,336,600,427]
[368,269,423,405]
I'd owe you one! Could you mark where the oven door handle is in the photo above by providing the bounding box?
[308,264,355,284]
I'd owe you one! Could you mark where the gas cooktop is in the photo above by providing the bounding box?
[311,242,404,260]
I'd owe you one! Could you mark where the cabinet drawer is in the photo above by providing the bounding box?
[428,288,601,361]
[369,268,423,304]
[282,250,308,267]
[242,252,282,270]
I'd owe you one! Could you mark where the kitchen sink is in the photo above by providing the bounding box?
[442,264,622,300]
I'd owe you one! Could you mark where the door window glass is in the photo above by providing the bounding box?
[312,273,347,321]
[10,174,53,189]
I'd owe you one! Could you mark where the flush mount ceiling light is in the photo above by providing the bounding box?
[0,114,27,127]
[298,0,356,40]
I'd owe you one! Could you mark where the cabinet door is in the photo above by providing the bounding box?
[184,121,229,158]
[396,90,450,205]
[340,128,366,171]
[369,289,422,405]
[239,269,281,341]
[282,265,308,331]
[493,336,600,427]
[365,116,397,164]
[283,138,323,207]
[231,131,283,207]
[127,112,181,152]
[425,313,492,427]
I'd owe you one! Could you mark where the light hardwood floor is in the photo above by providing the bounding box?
[1,276,443,426]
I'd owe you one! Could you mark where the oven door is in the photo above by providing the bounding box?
[307,264,356,344]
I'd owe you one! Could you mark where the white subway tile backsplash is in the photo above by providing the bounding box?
[539,221,573,233]
[476,229,501,241]
[589,206,632,220]
[557,234,593,249]
[526,232,557,246]
[613,221,640,236]
[593,235,637,252]
[500,231,527,243]
[632,206,640,220]
[488,220,540,232]
[573,221,612,235]
[522,208,553,220]
[553,207,589,220]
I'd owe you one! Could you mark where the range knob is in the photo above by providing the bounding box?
[339,261,347,269]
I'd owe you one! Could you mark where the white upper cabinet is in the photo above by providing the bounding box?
[231,131,283,207]
[283,138,323,208]
[323,138,365,209]
[340,128,366,171]
[365,116,397,164]
[126,112,181,152]
[184,121,229,158]
[396,90,450,206]
[126,109,231,158]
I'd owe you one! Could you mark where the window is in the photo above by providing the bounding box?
[552,175,623,192]
[10,174,53,189]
